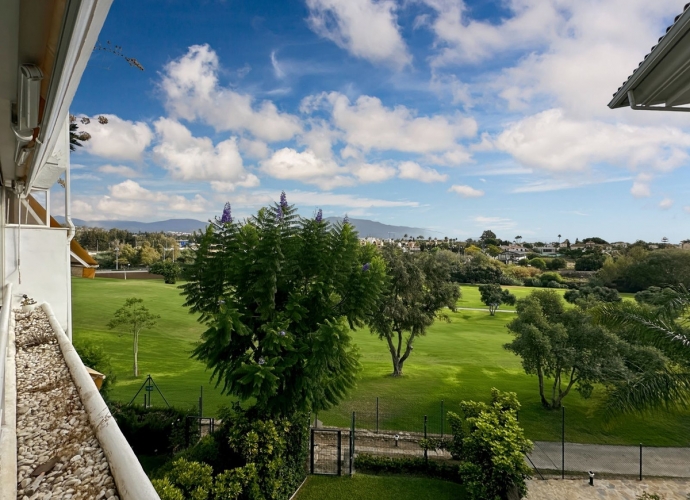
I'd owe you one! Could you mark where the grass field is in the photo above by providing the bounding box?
[294,474,465,500]
[72,278,690,446]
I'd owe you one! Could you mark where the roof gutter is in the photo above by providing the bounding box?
[24,0,114,193]
[608,7,690,109]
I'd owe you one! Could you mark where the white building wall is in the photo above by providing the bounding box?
[4,226,70,331]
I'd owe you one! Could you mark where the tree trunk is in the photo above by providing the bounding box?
[133,330,139,377]
[537,366,549,408]
[553,368,578,408]
[385,333,403,376]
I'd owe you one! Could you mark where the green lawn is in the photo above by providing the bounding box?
[294,474,465,500]
[72,278,690,446]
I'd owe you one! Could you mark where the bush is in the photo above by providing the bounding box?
[353,454,462,483]
[539,272,563,284]
[73,340,116,398]
[575,253,606,271]
[150,261,181,284]
[546,258,567,270]
[528,258,546,270]
[448,389,532,500]
[109,403,199,456]
[523,277,542,287]
[504,266,540,280]
[546,281,567,289]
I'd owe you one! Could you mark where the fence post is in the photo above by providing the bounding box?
[337,431,342,476]
[639,443,642,481]
[376,397,379,434]
[199,386,203,417]
[424,415,428,462]
[441,400,444,438]
[350,411,356,475]
[561,406,565,480]
[310,428,315,474]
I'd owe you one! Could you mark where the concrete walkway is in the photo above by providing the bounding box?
[526,478,690,499]
[530,441,690,478]
[455,307,516,313]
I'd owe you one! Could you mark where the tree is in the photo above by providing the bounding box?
[486,244,502,257]
[575,252,606,271]
[107,298,160,377]
[594,286,690,414]
[478,284,516,315]
[505,290,627,409]
[546,257,566,270]
[183,196,386,416]
[528,257,546,270]
[480,230,497,242]
[368,247,460,376]
[515,236,522,244]
[138,242,161,266]
[150,261,181,284]
[564,286,620,307]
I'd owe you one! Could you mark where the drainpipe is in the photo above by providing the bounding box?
[64,121,75,341]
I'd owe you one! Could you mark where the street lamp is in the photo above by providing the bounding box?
[115,246,120,271]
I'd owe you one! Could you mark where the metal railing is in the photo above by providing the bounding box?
[0,283,14,430]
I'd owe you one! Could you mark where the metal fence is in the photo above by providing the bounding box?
[313,399,690,480]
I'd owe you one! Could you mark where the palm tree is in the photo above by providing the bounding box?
[595,286,690,414]
[515,235,522,244]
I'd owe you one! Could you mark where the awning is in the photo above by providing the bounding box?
[609,4,690,111]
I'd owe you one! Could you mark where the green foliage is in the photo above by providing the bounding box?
[353,454,462,483]
[505,291,630,409]
[107,297,160,377]
[453,254,503,284]
[635,286,680,306]
[478,284,516,315]
[539,272,563,284]
[152,477,185,500]
[73,339,116,397]
[528,258,546,270]
[636,493,664,500]
[368,248,461,375]
[447,389,532,500]
[151,260,182,284]
[109,403,198,455]
[546,258,566,270]
[594,287,690,414]
[564,286,621,307]
[159,458,214,500]
[575,252,606,271]
[183,198,386,416]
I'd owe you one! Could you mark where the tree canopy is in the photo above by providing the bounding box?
[478,284,516,315]
[367,247,460,376]
[183,197,386,416]
[107,298,159,377]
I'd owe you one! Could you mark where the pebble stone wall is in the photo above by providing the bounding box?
[15,309,119,500]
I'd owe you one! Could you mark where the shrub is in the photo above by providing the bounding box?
[539,272,563,284]
[523,277,542,287]
[546,281,567,289]
[109,403,199,456]
[150,260,181,284]
[353,454,462,483]
[73,340,116,398]
[447,389,532,500]
[528,258,546,270]
[546,258,567,270]
[504,266,540,280]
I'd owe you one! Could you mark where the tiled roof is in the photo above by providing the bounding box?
[613,3,690,97]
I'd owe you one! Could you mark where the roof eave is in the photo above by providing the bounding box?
[609,7,690,109]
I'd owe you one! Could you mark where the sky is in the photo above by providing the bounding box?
[68,0,690,243]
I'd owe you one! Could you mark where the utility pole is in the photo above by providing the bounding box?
[115,246,120,271]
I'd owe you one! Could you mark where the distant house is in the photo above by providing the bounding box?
[497,250,526,264]
[681,241,690,250]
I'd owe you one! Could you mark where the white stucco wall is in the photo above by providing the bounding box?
[4,226,70,330]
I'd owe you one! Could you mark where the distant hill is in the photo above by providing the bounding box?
[53,217,208,233]
[53,216,434,238]
[325,217,436,239]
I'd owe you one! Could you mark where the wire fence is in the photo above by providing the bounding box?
[311,400,690,480]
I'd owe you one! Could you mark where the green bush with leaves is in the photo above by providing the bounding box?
[183,197,386,417]
[447,389,532,500]
[150,260,182,284]
[73,339,116,397]
[353,453,462,483]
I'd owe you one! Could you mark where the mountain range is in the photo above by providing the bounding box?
[55,216,435,239]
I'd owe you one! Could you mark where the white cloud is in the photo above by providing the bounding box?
[98,165,142,178]
[80,180,211,220]
[449,184,484,197]
[350,162,397,183]
[72,173,101,181]
[270,51,285,78]
[685,206,690,214]
[326,92,477,153]
[306,0,411,68]
[512,176,630,193]
[398,161,448,183]
[161,44,302,142]
[473,216,516,230]
[153,118,260,189]
[260,148,355,189]
[227,189,419,209]
[495,109,690,173]
[238,138,270,160]
[630,173,652,198]
[659,198,674,210]
[79,114,153,161]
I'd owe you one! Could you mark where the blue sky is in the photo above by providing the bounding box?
[69,0,690,243]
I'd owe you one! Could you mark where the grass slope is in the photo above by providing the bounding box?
[72,278,690,446]
[294,474,465,500]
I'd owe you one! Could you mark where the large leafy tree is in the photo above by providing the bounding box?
[505,290,631,409]
[594,286,690,414]
[478,284,516,315]
[107,298,160,377]
[183,198,386,416]
[368,247,460,376]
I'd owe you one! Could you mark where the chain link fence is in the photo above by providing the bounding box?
[313,399,690,480]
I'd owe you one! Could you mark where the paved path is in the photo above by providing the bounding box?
[526,478,690,499]
[529,441,690,478]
